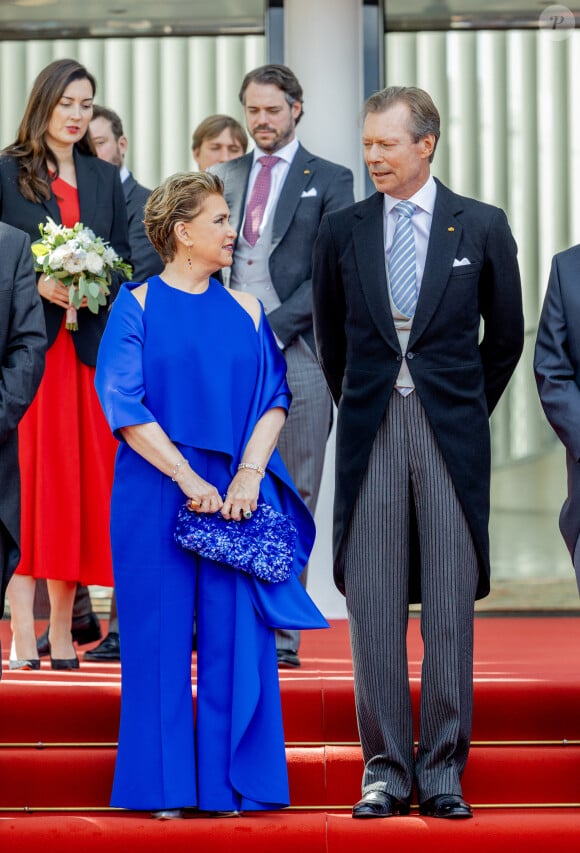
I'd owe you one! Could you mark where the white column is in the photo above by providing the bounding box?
[284,0,365,198]
[285,0,367,619]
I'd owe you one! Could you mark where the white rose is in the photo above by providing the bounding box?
[102,246,118,266]
[48,246,67,270]
[63,250,87,274]
[43,218,61,239]
[85,251,104,275]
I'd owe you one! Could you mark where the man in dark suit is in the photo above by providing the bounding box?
[90,105,163,282]
[535,247,580,594]
[0,223,46,671]
[312,86,523,819]
[213,65,354,668]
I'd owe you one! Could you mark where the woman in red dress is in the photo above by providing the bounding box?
[0,59,130,669]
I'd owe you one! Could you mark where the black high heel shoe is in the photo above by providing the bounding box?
[9,658,41,671]
[37,612,101,657]
[50,655,80,671]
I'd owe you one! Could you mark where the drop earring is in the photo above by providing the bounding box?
[186,245,192,271]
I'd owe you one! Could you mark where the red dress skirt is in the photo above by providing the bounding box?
[15,177,116,585]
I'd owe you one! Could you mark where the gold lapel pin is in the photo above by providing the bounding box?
[448,226,455,232]
[304,169,310,175]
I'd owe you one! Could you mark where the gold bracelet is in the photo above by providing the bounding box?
[238,462,265,478]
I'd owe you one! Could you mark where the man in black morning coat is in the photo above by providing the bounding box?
[312,86,523,820]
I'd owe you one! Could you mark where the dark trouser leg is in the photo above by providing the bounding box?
[275,337,331,653]
[406,393,479,801]
[343,393,414,800]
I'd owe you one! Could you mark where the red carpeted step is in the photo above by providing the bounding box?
[322,744,580,807]
[2,670,579,746]
[3,618,580,745]
[0,682,120,743]
[1,809,580,853]
[0,812,328,853]
[2,744,579,809]
[326,809,580,852]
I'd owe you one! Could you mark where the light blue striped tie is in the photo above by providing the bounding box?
[388,201,417,317]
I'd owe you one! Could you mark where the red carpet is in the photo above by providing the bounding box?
[1,616,579,848]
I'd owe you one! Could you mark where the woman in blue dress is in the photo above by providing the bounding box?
[95,172,327,818]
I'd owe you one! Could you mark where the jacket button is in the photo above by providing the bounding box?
[407,352,414,360]
[396,354,402,362]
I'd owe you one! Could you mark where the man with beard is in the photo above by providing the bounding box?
[212,65,353,667]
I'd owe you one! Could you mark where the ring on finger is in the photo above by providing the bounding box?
[243,510,252,520]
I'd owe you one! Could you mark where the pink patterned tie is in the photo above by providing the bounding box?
[243,155,281,246]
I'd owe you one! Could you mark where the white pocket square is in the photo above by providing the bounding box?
[453,257,471,267]
[301,187,318,198]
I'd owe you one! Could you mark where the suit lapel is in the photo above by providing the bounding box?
[122,172,136,203]
[408,180,463,347]
[225,154,252,235]
[74,151,100,230]
[40,184,61,225]
[353,192,400,351]
[271,145,314,253]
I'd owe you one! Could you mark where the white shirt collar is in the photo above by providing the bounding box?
[252,136,299,167]
[119,165,130,183]
[383,175,437,217]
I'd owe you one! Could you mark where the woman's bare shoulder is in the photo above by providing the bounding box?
[226,288,261,330]
[129,282,148,309]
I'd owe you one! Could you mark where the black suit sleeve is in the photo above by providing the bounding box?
[107,170,132,299]
[477,207,524,415]
[0,231,46,443]
[125,183,163,282]
[312,213,347,405]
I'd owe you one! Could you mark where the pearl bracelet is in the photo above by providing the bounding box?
[238,462,265,478]
[171,458,188,482]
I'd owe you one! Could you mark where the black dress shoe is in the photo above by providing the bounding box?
[419,794,473,819]
[84,632,120,661]
[277,649,301,668]
[352,790,411,819]
[37,612,102,656]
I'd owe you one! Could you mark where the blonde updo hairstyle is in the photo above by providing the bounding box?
[144,171,225,263]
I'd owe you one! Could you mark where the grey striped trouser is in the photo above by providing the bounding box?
[343,391,479,802]
[275,335,332,652]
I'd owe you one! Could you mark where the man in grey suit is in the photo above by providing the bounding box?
[312,87,523,818]
[0,223,46,669]
[213,64,354,668]
[535,246,580,593]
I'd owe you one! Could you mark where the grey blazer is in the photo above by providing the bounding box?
[213,144,354,352]
[0,222,46,615]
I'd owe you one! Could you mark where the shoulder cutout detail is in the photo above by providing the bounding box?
[227,289,261,331]
[130,282,148,309]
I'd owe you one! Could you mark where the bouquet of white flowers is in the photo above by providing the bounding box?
[32,217,132,331]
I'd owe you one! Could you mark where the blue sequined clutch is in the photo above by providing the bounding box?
[174,502,297,583]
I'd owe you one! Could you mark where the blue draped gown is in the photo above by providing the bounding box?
[95,276,328,812]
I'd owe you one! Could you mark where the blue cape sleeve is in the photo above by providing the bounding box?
[95,285,156,440]
[239,307,328,630]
